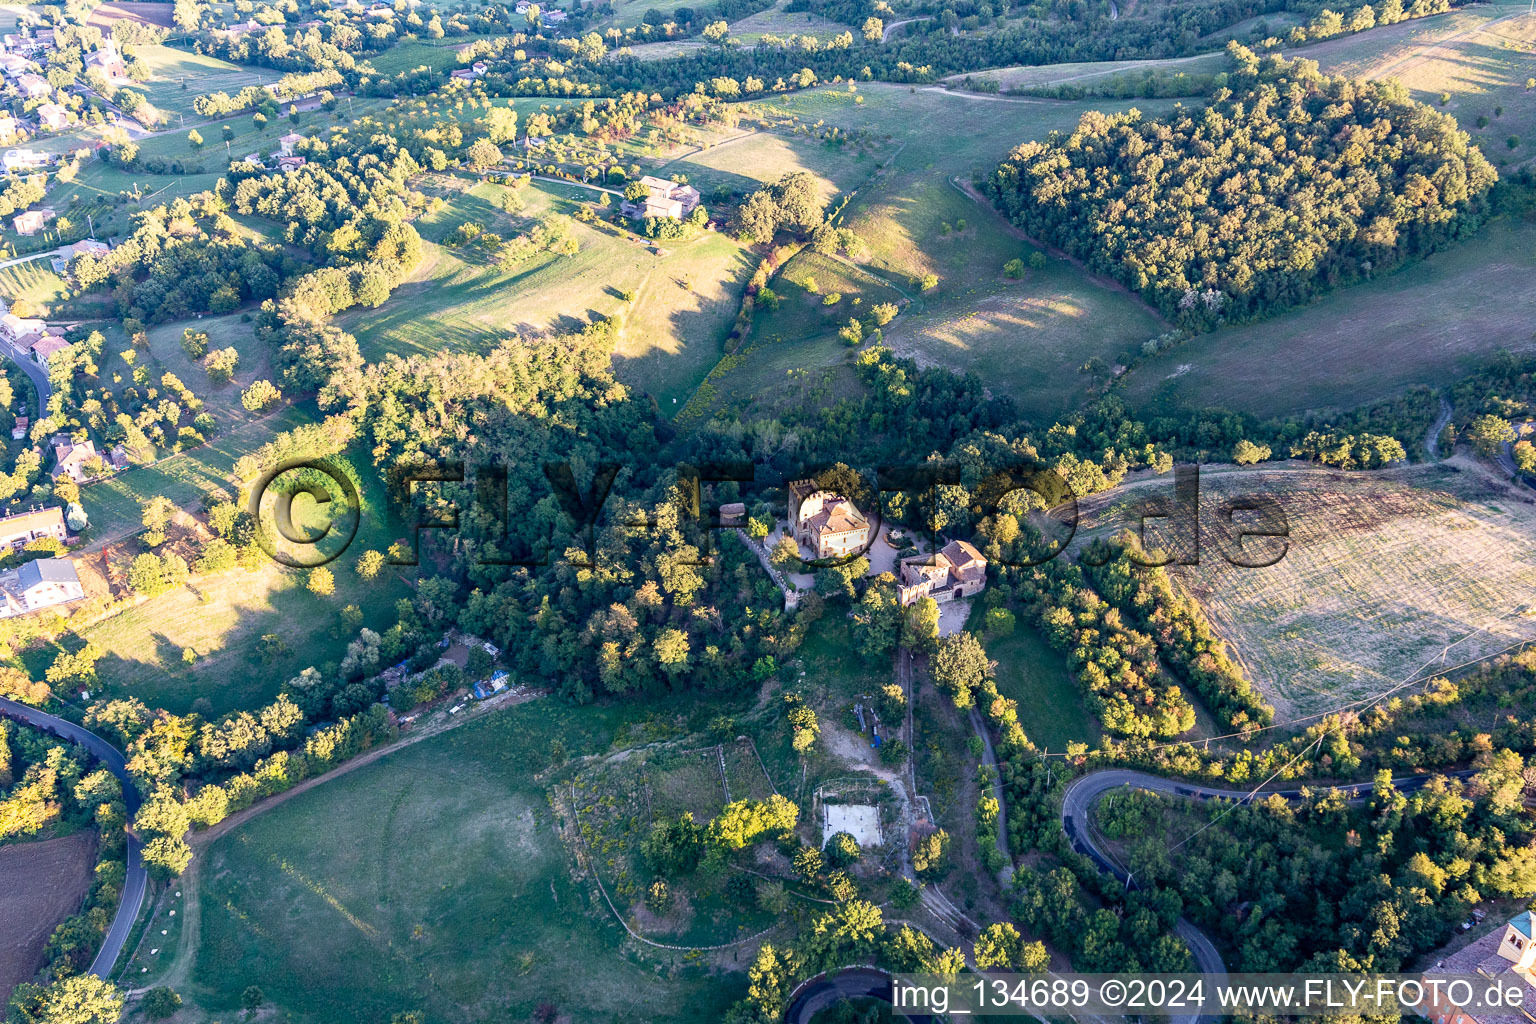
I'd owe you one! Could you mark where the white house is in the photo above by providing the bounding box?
[35,101,67,131]
[2,148,49,173]
[0,505,67,550]
[12,206,53,236]
[51,438,98,482]
[13,73,48,99]
[0,558,84,618]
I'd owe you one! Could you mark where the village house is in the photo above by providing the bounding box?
[0,557,83,618]
[276,155,306,172]
[219,19,265,36]
[0,312,44,349]
[0,54,30,78]
[896,539,988,606]
[789,478,871,559]
[544,8,568,22]
[13,73,48,99]
[0,505,66,550]
[3,148,48,173]
[29,333,70,369]
[1426,911,1536,1024]
[12,206,53,236]
[85,41,127,80]
[277,131,306,156]
[35,102,67,131]
[10,415,27,440]
[620,175,701,221]
[2,34,48,58]
[51,437,99,482]
[450,61,488,80]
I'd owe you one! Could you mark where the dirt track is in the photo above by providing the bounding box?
[0,832,97,1004]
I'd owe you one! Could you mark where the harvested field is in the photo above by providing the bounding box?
[88,2,175,28]
[1079,463,1536,719]
[0,832,97,1005]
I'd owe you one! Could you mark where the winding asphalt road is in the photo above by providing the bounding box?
[1061,768,1477,1022]
[0,696,145,980]
[784,966,936,1023]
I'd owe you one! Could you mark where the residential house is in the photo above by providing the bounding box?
[0,505,66,550]
[2,148,48,173]
[277,131,306,156]
[85,41,128,80]
[51,438,98,482]
[12,206,53,236]
[896,539,988,607]
[514,0,532,12]
[10,415,26,440]
[1425,911,1536,1024]
[29,333,70,369]
[544,8,567,22]
[35,102,67,131]
[0,54,31,78]
[60,238,108,260]
[620,175,701,222]
[0,557,83,618]
[14,73,48,99]
[219,19,265,36]
[276,155,306,172]
[450,61,488,80]
[789,478,871,559]
[0,312,45,344]
[240,152,263,166]
[2,35,47,58]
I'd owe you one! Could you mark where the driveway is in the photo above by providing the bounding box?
[0,696,145,979]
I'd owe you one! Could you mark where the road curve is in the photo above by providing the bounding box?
[1061,768,1476,1022]
[784,966,935,1023]
[0,696,146,980]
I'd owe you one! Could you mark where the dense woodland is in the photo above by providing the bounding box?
[986,47,1496,328]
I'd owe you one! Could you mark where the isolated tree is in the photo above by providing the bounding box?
[204,346,239,383]
[141,987,182,1020]
[1467,414,1516,455]
[308,566,335,597]
[1232,439,1271,465]
[975,922,1025,970]
[241,379,280,412]
[932,632,989,708]
[825,830,861,868]
[355,549,385,579]
[466,138,503,170]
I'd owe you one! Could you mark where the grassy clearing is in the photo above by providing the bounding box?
[42,447,410,715]
[651,126,880,203]
[0,259,69,309]
[339,177,757,410]
[1088,465,1536,720]
[78,402,315,541]
[117,45,280,121]
[1296,4,1536,169]
[703,86,1169,420]
[727,2,849,41]
[187,699,745,1023]
[1125,217,1536,418]
[983,623,1099,753]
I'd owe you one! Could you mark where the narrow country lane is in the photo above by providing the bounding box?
[0,696,145,980]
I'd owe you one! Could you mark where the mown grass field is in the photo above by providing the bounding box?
[0,258,69,309]
[337,177,758,409]
[116,44,280,120]
[983,621,1098,752]
[78,403,315,541]
[1125,217,1536,418]
[1089,465,1536,720]
[186,700,745,1023]
[46,446,411,715]
[702,85,1171,421]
